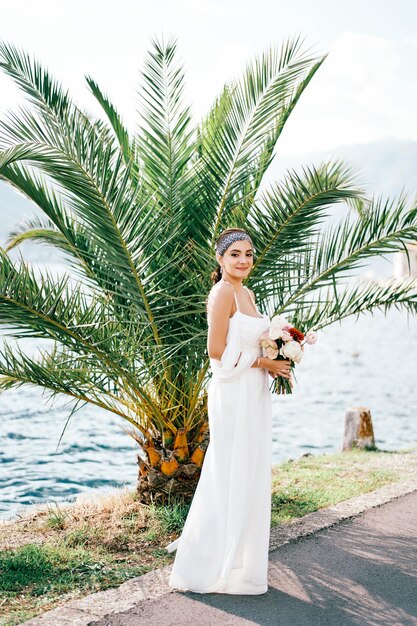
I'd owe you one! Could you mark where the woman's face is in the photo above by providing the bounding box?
[216,240,254,280]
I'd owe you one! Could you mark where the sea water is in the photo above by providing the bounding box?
[1,307,416,519]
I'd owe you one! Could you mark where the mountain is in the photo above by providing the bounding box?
[267,138,417,199]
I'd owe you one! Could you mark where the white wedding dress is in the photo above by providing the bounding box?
[165,283,272,595]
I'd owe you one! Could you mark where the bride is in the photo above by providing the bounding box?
[165,227,292,594]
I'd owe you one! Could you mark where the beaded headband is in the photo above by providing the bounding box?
[215,232,253,256]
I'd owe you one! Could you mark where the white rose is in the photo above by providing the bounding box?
[281,340,303,363]
[271,315,290,328]
[268,315,290,340]
[269,325,283,340]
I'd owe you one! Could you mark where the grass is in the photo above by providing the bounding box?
[1,448,416,625]
[270,449,410,524]
[0,490,178,625]
[2,543,97,592]
[0,542,146,625]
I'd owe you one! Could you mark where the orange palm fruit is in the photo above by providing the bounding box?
[144,439,162,467]
[160,455,180,477]
[190,445,205,467]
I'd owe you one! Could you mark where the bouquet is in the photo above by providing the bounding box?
[259,315,317,394]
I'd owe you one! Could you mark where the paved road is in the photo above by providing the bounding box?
[92,491,417,626]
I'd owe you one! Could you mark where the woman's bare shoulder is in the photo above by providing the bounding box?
[208,281,234,299]
[210,280,233,294]
[207,282,234,314]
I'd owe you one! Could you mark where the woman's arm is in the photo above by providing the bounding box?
[207,282,234,360]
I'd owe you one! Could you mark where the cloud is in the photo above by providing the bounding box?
[404,35,417,47]
[0,9,416,157]
[278,31,417,156]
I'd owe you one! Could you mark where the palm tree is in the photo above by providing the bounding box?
[0,36,416,505]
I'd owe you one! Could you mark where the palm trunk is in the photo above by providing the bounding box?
[136,419,210,504]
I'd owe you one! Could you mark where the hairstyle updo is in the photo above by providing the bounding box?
[210,227,253,286]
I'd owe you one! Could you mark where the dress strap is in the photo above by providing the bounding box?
[232,288,240,311]
[228,285,240,311]
[244,286,259,316]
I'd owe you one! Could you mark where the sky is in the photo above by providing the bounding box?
[0,0,416,156]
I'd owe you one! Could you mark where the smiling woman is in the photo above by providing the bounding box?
[166,228,274,594]
[165,228,292,594]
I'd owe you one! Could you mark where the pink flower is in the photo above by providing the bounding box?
[305,330,318,345]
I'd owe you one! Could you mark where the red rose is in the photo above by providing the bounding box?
[289,327,305,342]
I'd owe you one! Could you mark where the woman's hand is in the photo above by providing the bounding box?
[266,358,292,379]
[267,361,294,391]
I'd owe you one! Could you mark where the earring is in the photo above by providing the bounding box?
[220,266,223,274]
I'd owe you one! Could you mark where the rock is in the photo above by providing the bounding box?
[342,406,376,451]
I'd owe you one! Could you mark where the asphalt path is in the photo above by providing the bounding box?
[92,491,417,626]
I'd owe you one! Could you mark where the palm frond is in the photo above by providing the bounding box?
[0,341,126,412]
[0,341,165,435]
[283,191,417,309]
[195,36,325,239]
[0,139,183,333]
[289,276,417,331]
[0,162,161,307]
[4,214,69,252]
[0,248,138,366]
[137,36,195,212]
[86,75,134,169]
[248,159,366,299]
[0,41,72,122]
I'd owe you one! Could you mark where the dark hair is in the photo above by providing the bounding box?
[210,227,253,286]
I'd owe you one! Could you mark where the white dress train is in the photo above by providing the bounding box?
[165,285,272,594]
